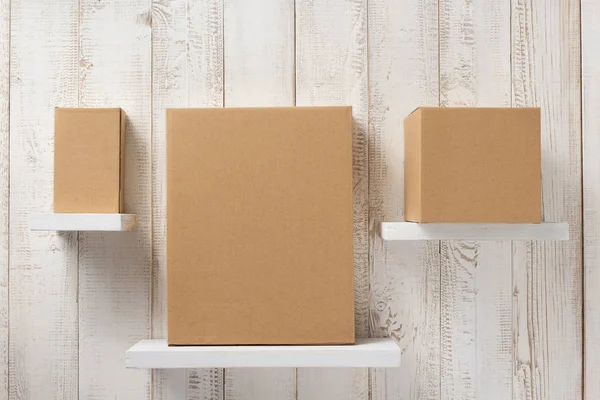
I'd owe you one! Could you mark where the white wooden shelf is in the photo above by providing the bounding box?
[380,222,569,241]
[30,213,137,232]
[126,338,401,369]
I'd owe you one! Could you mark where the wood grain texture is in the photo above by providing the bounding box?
[152,0,224,398]
[512,1,582,399]
[78,0,152,398]
[295,0,368,397]
[224,0,294,108]
[438,0,512,399]
[582,0,600,398]
[9,0,79,398]
[0,0,8,397]
[368,0,440,398]
[223,1,295,399]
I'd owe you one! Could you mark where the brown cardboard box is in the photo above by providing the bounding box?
[167,107,354,345]
[54,108,125,213]
[404,107,541,223]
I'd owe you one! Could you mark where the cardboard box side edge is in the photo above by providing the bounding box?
[119,109,126,212]
[53,109,60,212]
[404,108,422,222]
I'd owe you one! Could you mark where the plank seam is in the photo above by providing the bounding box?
[365,0,372,398]
[5,0,10,397]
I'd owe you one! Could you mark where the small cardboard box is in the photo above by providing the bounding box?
[404,107,541,223]
[54,108,125,213]
[167,107,354,345]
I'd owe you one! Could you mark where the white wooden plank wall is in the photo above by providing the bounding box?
[583,0,600,398]
[0,1,591,400]
[78,0,152,398]
[0,0,8,397]
[512,1,583,399]
[368,0,440,398]
[295,0,368,398]
[222,1,296,399]
[151,0,224,398]
[439,1,513,399]
[9,0,79,399]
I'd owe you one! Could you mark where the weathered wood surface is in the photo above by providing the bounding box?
[438,0,513,399]
[78,0,152,398]
[368,0,440,398]
[2,0,587,399]
[583,0,600,398]
[9,0,79,398]
[512,1,583,399]
[0,0,8,396]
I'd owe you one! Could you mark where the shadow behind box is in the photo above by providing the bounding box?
[166,107,355,346]
[54,108,126,213]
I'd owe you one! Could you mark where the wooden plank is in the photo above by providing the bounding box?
[438,1,512,399]
[0,0,8,397]
[29,214,137,232]
[9,0,79,398]
[295,0,368,398]
[222,1,295,399]
[224,0,294,107]
[367,0,440,398]
[151,0,224,398]
[381,223,569,241]
[512,0,583,399]
[77,0,152,398]
[126,339,401,369]
[583,0,600,398]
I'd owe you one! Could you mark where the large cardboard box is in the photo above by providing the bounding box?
[167,107,354,345]
[404,107,541,223]
[54,108,125,213]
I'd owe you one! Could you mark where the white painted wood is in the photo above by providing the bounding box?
[583,0,600,398]
[9,0,79,398]
[164,369,187,400]
[441,241,513,400]
[438,0,513,399]
[0,0,8,396]
[223,1,296,399]
[295,0,368,397]
[512,1,583,400]
[381,222,569,241]
[224,0,294,107]
[126,339,401,369]
[77,0,152,398]
[151,0,224,398]
[29,213,137,232]
[368,0,440,399]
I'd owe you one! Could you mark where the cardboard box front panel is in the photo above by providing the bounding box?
[54,108,124,213]
[404,107,541,223]
[167,107,354,345]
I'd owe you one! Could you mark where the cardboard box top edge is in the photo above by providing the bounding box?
[406,106,541,117]
[55,107,123,112]
[166,106,352,112]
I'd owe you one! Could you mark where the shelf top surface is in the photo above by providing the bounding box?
[126,338,401,369]
[30,213,137,232]
[380,222,569,241]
